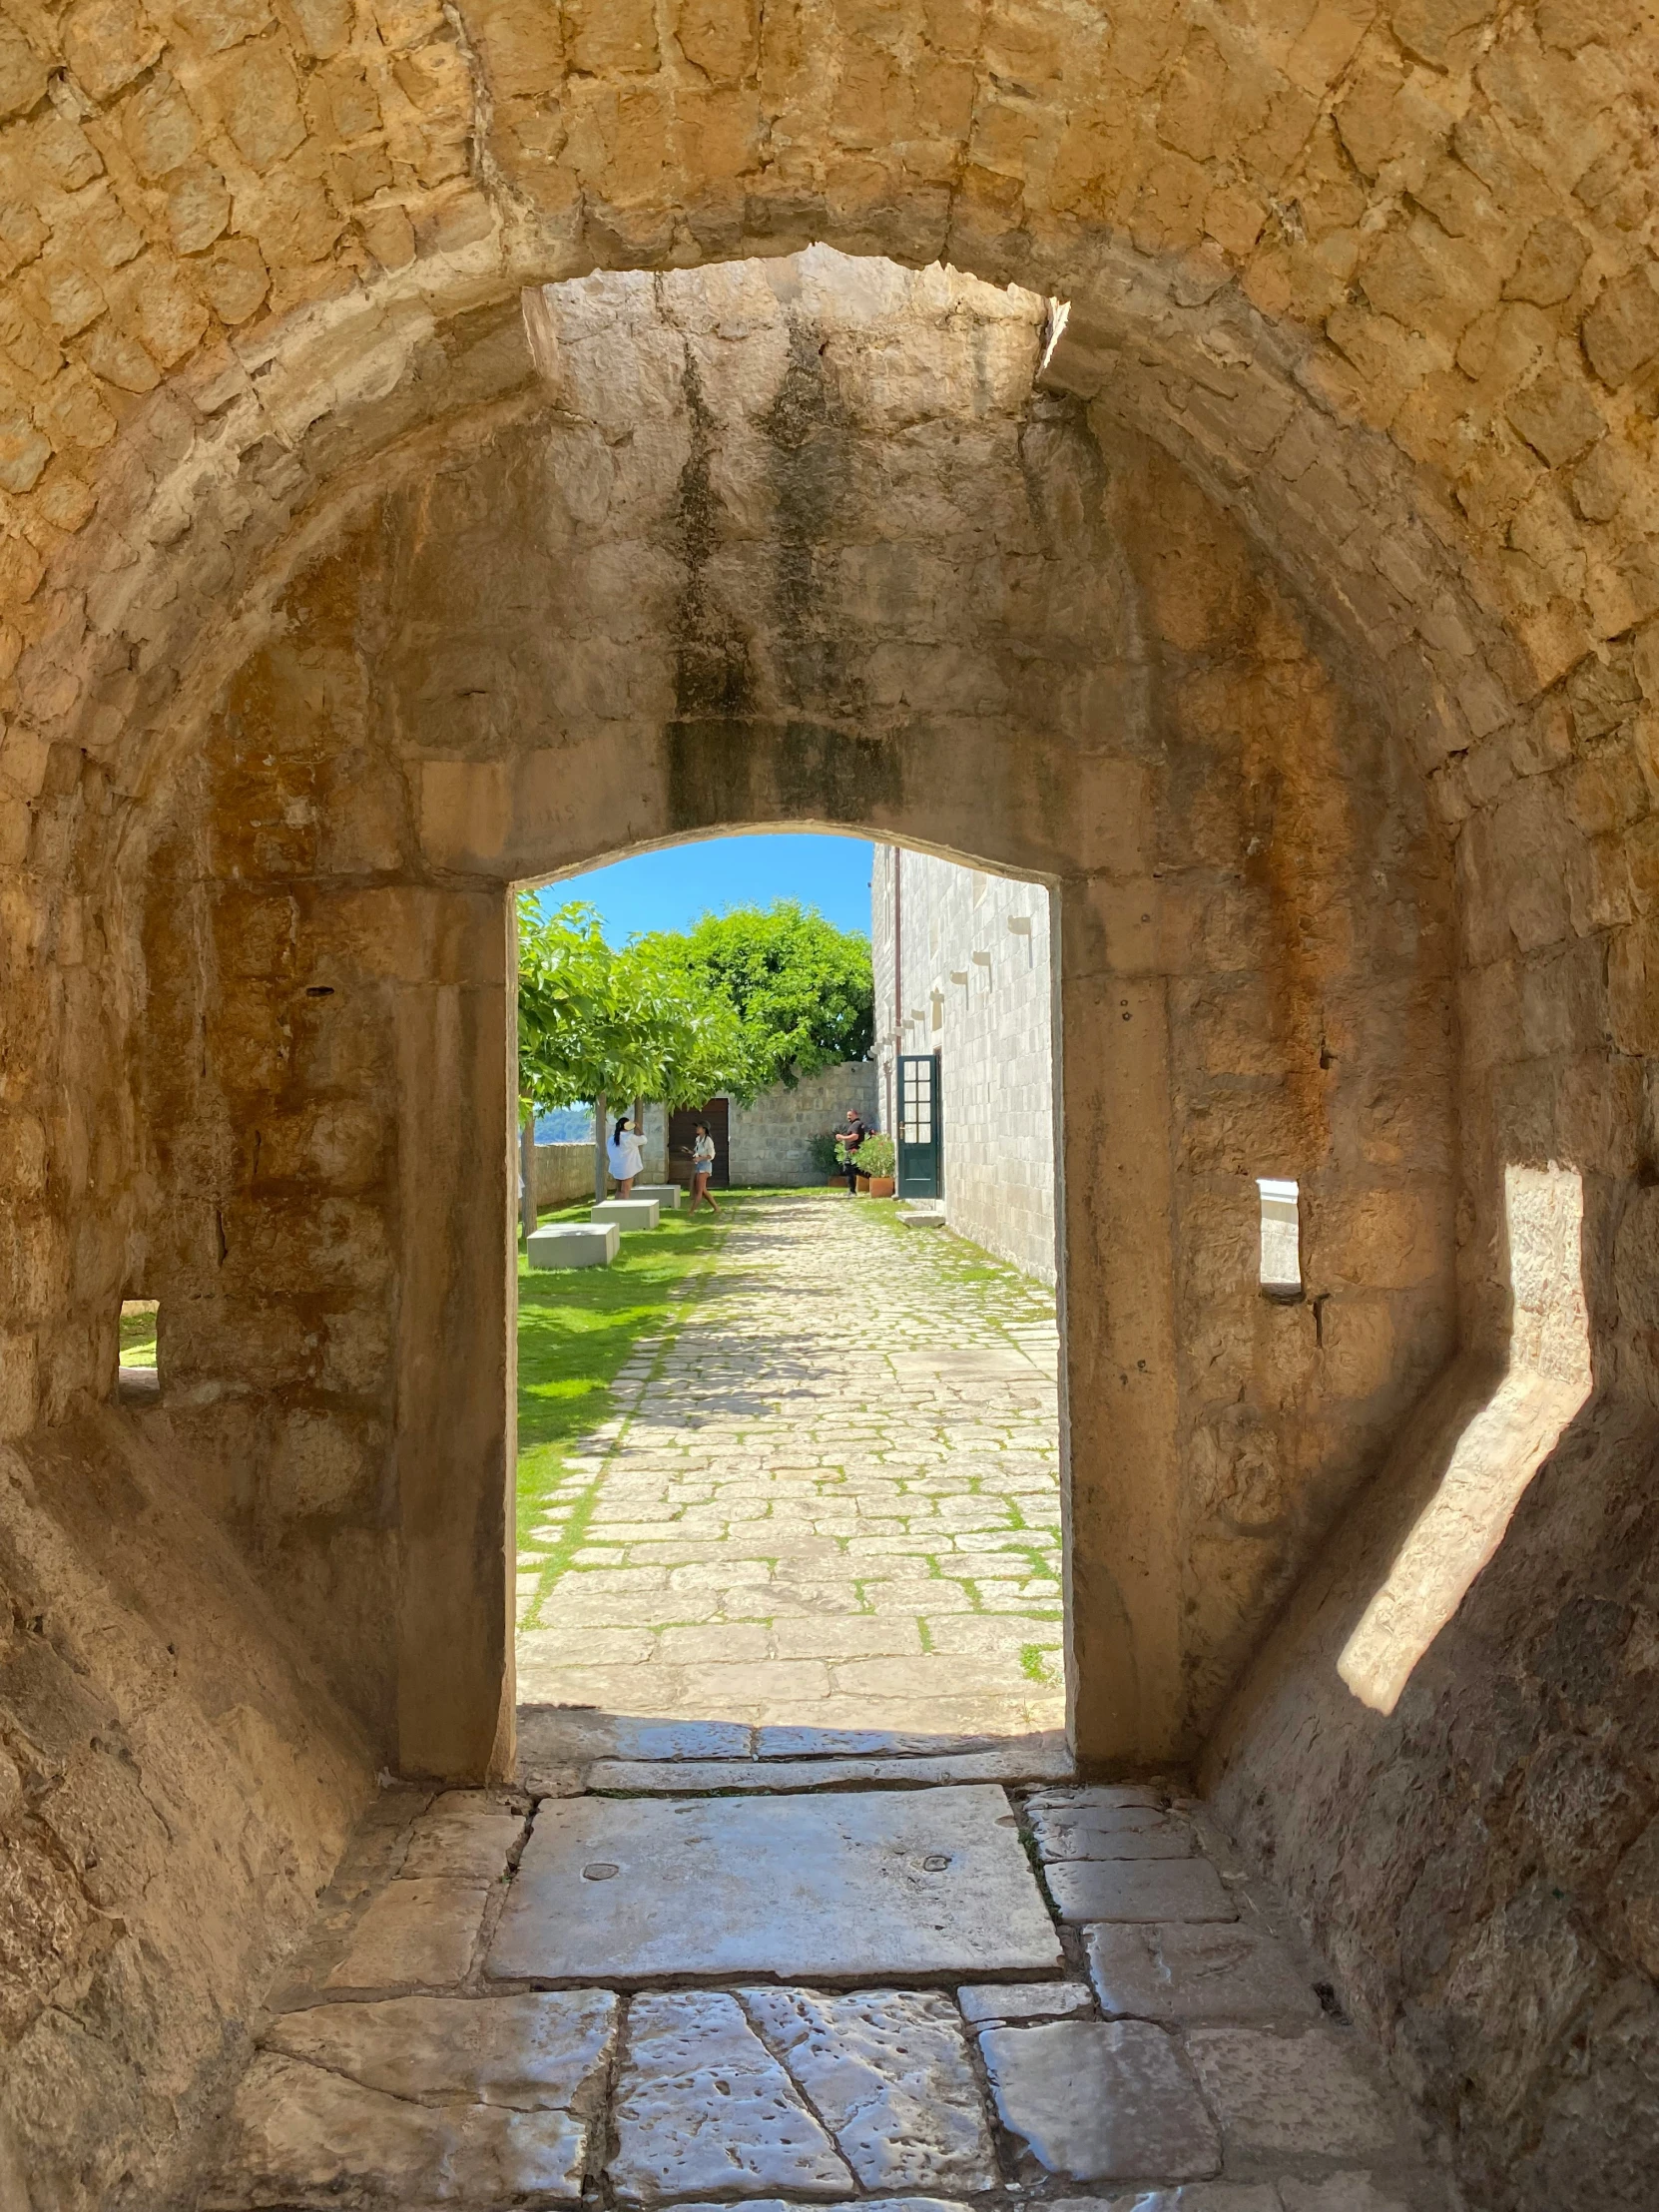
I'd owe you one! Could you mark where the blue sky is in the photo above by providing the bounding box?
[538,832,874,943]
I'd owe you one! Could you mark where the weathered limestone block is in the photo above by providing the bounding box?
[607,1991,855,2206]
[1044,1858,1237,1926]
[399,1792,526,1882]
[323,1878,491,1990]
[740,1988,998,2192]
[1086,1924,1324,2025]
[203,2002,612,2209]
[1183,2029,1398,2161]
[978,2019,1223,2181]
[262,1989,617,2108]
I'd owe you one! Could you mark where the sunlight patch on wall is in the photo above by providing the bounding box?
[1339,1164,1591,1716]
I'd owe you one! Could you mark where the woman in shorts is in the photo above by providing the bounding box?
[688,1120,721,1215]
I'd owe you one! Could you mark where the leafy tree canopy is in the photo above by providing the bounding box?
[635,901,873,1093]
[516,897,745,1117]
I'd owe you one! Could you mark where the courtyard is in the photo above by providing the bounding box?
[514,1192,1066,1749]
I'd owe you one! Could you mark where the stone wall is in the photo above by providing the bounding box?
[872,847,1056,1283]
[730,1062,879,1188]
[0,1410,371,2212]
[110,254,1454,1803]
[1,0,1657,2174]
[533,1141,596,1210]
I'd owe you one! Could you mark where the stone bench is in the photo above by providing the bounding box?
[591,1199,661,1231]
[630,1184,683,1210]
[527,1223,620,1269]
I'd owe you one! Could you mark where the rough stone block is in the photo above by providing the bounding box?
[399,1793,525,1883]
[1086,1923,1323,2024]
[203,1989,617,2210]
[607,1990,853,2205]
[263,1989,618,2108]
[1184,2029,1397,2158]
[741,1988,998,2191]
[1044,1857,1236,1925]
[591,1199,661,1230]
[957,1981,1094,2024]
[978,2019,1222,2181]
[323,1879,489,1990]
[528,1222,619,1268]
[1030,1801,1194,1861]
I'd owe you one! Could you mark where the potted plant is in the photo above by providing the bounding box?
[853,1133,896,1198]
[809,1132,844,1187]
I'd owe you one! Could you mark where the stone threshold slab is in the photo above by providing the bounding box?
[582,1743,1076,1795]
[486,1785,1065,1984]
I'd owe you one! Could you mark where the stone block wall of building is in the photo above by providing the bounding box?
[731,1062,879,1187]
[872,846,1056,1285]
[641,1064,877,1188]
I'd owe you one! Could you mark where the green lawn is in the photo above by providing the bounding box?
[119,1301,158,1367]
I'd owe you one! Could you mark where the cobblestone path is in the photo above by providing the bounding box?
[515,1192,1065,1742]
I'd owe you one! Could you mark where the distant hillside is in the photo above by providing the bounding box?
[535,1107,594,1143]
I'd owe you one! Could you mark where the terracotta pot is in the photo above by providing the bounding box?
[855,1176,871,1193]
[867,1176,895,1198]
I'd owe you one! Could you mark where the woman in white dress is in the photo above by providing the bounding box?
[607,1113,645,1196]
[688,1120,721,1215]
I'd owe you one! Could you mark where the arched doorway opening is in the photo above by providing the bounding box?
[508,828,1070,1772]
[121,249,1457,1794]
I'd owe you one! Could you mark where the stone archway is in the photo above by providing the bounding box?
[125,256,1455,1782]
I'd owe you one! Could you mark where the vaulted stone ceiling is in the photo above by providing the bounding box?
[2,0,1656,799]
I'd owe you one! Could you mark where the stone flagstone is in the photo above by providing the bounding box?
[607,1991,854,2206]
[1044,1858,1236,1927]
[203,1989,619,2210]
[957,1981,1094,2024]
[263,1991,619,2108]
[1184,2030,1397,2160]
[741,1987,998,2192]
[323,1878,492,1991]
[487,1786,1062,1982]
[1087,1925,1322,2026]
[977,2019,1222,2182]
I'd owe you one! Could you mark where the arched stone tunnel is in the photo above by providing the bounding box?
[0,4,1655,2207]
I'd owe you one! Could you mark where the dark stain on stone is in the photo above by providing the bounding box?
[666,718,759,832]
[762,317,860,720]
[776,719,899,822]
[672,341,753,723]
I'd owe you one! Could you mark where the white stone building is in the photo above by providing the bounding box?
[871,846,1056,1284]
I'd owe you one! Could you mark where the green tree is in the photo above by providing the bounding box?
[516,897,744,1225]
[636,901,873,1094]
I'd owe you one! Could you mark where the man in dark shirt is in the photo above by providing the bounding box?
[834,1105,871,1195]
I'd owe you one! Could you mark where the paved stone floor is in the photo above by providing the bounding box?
[189,1200,1454,2208]
[197,1763,1456,2212]
[515,1193,1065,1744]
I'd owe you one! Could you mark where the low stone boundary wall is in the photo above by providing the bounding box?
[535,1142,597,1209]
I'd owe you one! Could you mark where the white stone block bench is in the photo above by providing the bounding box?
[591,1199,661,1231]
[630,1184,683,1210]
[528,1222,620,1269]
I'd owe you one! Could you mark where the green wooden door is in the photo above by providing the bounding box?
[897,1053,941,1199]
